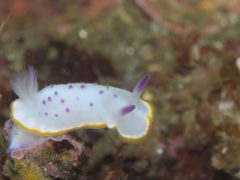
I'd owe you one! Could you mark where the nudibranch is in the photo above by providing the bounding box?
[7,67,154,154]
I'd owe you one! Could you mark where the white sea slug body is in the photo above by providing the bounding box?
[8,67,154,154]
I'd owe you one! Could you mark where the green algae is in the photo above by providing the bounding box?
[3,159,50,180]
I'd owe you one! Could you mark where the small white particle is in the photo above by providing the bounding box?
[221,147,228,154]
[156,147,164,155]
[79,29,88,39]
[178,83,184,90]
[143,90,153,101]
[218,101,234,112]
[126,46,135,56]
[236,57,240,71]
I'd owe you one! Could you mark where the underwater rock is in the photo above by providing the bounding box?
[212,137,240,178]
[3,120,88,179]
[4,120,85,159]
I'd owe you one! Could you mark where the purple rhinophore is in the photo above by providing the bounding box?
[42,100,46,105]
[54,113,59,118]
[133,75,150,97]
[120,105,136,116]
[44,112,48,116]
[48,96,52,101]
[89,102,94,107]
[68,84,73,89]
[65,108,70,112]
[54,91,58,95]
[99,90,104,94]
[61,99,65,103]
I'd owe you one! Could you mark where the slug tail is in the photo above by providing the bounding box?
[133,75,149,97]
[11,66,38,101]
[7,124,48,158]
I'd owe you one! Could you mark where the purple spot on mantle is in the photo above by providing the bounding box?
[50,85,54,88]
[54,91,58,95]
[48,96,52,101]
[80,84,85,89]
[44,112,48,116]
[113,94,118,98]
[42,100,46,105]
[89,102,94,107]
[61,99,65,103]
[120,105,136,116]
[65,108,70,112]
[76,97,80,100]
[54,113,59,118]
[99,90,104,94]
[68,84,73,89]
